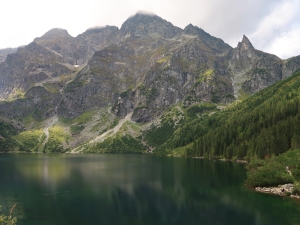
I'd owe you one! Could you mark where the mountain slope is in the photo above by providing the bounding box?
[0,12,300,153]
[153,69,300,159]
[0,47,18,63]
[0,42,72,100]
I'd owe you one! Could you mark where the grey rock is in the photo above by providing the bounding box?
[1,13,300,125]
[0,47,18,63]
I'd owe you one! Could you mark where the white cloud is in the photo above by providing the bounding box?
[266,26,300,59]
[249,0,300,58]
[0,0,299,58]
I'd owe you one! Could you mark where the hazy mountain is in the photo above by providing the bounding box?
[0,47,18,63]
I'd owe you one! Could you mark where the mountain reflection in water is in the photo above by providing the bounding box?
[0,154,299,225]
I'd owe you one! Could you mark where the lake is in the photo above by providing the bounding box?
[0,154,299,225]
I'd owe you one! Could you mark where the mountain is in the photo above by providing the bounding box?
[0,47,18,63]
[34,26,120,65]
[0,42,72,101]
[152,68,300,158]
[0,12,300,154]
[120,13,182,38]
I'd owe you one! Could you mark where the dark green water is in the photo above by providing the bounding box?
[0,154,299,225]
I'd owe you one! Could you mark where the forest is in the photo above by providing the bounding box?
[158,69,300,160]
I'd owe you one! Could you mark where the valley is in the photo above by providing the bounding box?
[0,12,300,194]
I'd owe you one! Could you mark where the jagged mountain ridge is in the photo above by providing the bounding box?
[0,12,300,127]
[0,47,18,63]
[34,26,120,65]
[0,42,72,101]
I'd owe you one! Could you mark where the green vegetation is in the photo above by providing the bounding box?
[144,106,184,147]
[60,110,96,125]
[186,104,217,119]
[70,124,85,135]
[0,205,17,225]
[238,88,250,100]
[15,129,45,152]
[22,114,38,128]
[43,83,59,94]
[7,88,25,101]
[64,79,86,93]
[246,149,300,189]
[252,68,268,75]
[198,69,214,82]
[148,69,300,187]
[144,120,176,147]
[120,90,129,98]
[91,117,118,134]
[85,135,145,153]
[44,126,69,153]
[157,55,171,64]
[158,69,300,160]
[194,69,214,87]
[0,120,18,152]
[138,87,159,103]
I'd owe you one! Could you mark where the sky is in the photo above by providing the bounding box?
[1,0,300,59]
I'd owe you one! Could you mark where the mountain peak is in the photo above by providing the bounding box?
[134,10,156,17]
[34,28,73,42]
[183,23,197,33]
[239,35,254,50]
[122,12,160,26]
[82,25,119,35]
[120,11,181,38]
[183,24,232,50]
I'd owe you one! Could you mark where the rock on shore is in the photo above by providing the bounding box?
[255,184,300,199]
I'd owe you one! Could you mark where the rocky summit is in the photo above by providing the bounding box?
[0,12,300,152]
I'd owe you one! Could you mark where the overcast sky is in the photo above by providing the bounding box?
[1,0,299,59]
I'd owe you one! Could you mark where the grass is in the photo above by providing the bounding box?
[85,135,145,153]
[59,73,76,83]
[60,110,96,125]
[70,124,85,135]
[43,83,59,94]
[15,129,45,152]
[197,69,214,83]
[44,125,70,153]
[7,88,26,101]
[157,55,171,64]
[238,88,250,100]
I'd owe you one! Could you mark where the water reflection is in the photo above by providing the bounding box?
[0,154,299,225]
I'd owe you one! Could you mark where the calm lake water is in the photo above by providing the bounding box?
[0,154,299,225]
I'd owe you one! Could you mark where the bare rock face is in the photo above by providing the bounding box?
[282,55,300,79]
[0,47,18,63]
[34,28,75,64]
[228,35,291,96]
[120,12,182,39]
[183,24,232,51]
[1,13,300,124]
[34,26,120,65]
[0,86,61,120]
[0,42,71,100]
[74,26,120,64]
[228,35,300,96]
[58,16,236,121]
[58,43,137,118]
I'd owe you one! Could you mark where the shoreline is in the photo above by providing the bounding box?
[192,156,247,164]
[254,184,300,200]
[2,151,299,201]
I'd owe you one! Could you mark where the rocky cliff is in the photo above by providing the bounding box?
[34,26,120,65]
[0,47,18,63]
[0,42,72,100]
